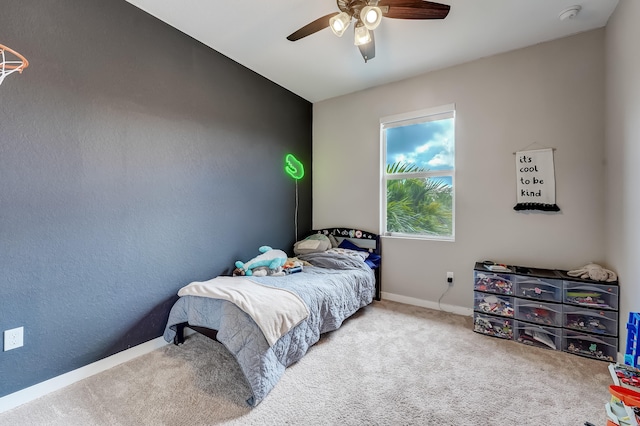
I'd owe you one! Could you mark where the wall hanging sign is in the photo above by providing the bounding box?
[514,148,560,212]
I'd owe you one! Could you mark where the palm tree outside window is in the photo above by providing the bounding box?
[381,104,455,240]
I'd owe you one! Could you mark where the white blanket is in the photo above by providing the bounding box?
[178,276,310,346]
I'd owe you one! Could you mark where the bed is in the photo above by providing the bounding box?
[162,228,381,406]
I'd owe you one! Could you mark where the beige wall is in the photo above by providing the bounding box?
[313,30,607,311]
[605,0,640,347]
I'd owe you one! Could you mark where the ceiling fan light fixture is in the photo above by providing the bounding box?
[330,12,351,37]
[361,6,382,30]
[286,0,450,62]
[354,23,372,46]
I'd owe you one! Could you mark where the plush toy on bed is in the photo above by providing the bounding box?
[283,257,304,271]
[234,246,287,277]
[250,266,285,277]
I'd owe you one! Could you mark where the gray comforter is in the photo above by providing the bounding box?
[163,252,375,406]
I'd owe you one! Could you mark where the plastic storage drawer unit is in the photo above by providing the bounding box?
[474,271,514,295]
[514,321,562,351]
[515,299,562,327]
[515,276,563,303]
[562,330,617,362]
[563,307,618,336]
[474,291,514,317]
[563,282,619,310]
[473,313,513,340]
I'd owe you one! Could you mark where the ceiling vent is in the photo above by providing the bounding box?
[559,5,582,21]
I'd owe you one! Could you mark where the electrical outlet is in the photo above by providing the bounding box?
[4,326,24,351]
[447,272,454,286]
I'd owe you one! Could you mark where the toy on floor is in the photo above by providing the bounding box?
[627,312,640,369]
[234,246,287,277]
[605,385,640,426]
[604,314,640,426]
[612,364,640,389]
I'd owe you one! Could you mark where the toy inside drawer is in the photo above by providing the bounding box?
[515,276,562,302]
[473,271,514,295]
[514,321,562,351]
[474,291,514,317]
[473,312,513,340]
[563,282,619,310]
[514,299,562,327]
[562,330,618,362]
[563,307,618,336]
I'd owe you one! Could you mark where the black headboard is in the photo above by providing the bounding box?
[312,228,381,301]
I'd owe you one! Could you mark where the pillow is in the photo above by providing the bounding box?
[338,238,380,268]
[293,234,331,255]
[327,247,369,262]
[365,253,381,269]
[327,234,339,248]
[338,238,369,253]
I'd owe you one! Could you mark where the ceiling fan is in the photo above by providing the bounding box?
[286,0,450,63]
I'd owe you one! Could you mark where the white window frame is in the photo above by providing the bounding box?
[380,103,456,241]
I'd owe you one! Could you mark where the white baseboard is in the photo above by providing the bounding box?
[0,333,184,414]
[0,297,470,415]
[381,295,631,363]
[381,292,473,317]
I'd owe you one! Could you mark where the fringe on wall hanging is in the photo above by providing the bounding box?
[514,148,560,212]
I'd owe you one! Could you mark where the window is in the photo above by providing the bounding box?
[381,104,455,240]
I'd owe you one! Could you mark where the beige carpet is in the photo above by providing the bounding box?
[0,300,612,425]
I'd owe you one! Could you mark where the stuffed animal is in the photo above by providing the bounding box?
[234,246,287,277]
[567,263,617,282]
[251,266,285,277]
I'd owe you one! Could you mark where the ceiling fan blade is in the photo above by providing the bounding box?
[287,13,339,41]
[379,0,450,20]
[358,31,375,63]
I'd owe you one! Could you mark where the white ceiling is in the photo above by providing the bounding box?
[125,0,619,103]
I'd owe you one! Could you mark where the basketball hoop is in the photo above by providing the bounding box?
[0,44,29,86]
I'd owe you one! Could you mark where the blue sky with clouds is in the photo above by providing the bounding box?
[386,118,454,172]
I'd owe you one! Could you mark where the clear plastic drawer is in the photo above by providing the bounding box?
[473,313,513,340]
[515,276,563,302]
[514,321,562,351]
[563,307,618,336]
[514,299,562,327]
[562,330,618,362]
[473,271,514,295]
[563,282,619,310]
[474,291,514,318]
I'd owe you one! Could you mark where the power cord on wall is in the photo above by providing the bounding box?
[294,180,299,242]
[437,281,453,313]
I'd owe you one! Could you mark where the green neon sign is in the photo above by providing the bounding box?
[285,154,304,180]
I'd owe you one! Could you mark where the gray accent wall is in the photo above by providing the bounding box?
[1,0,312,397]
